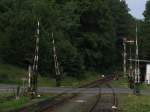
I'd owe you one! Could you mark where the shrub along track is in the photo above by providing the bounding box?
[13,75,116,112]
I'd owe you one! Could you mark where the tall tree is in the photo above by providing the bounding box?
[141,1,150,59]
[0,0,136,78]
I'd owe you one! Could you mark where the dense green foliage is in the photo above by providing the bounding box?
[0,0,134,78]
[141,1,150,60]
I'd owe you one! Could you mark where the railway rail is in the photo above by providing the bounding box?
[88,83,118,112]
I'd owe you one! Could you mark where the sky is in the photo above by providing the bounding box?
[125,0,148,19]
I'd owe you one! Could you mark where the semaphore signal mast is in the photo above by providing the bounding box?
[123,23,141,94]
[123,23,140,84]
[123,38,135,77]
[51,32,61,87]
[135,23,140,83]
[28,20,40,96]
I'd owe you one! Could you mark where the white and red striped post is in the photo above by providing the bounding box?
[52,32,61,86]
[32,20,40,94]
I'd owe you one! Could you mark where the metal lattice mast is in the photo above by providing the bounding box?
[52,33,61,86]
[32,20,40,93]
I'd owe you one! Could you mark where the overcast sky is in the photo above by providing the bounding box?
[125,0,147,19]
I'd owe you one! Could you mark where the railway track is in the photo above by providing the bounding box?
[41,75,116,112]
[88,83,118,112]
[13,75,116,112]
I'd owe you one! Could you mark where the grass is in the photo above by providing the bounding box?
[0,63,100,87]
[37,76,56,87]
[1,63,150,89]
[0,92,14,98]
[119,94,150,112]
[111,77,129,88]
[1,64,150,112]
[111,77,150,90]
[0,96,30,112]
[61,72,100,87]
[38,72,100,87]
[0,63,101,111]
[0,92,29,111]
[0,92,55,112]
[0,63,26,84]
[139,83,150,90]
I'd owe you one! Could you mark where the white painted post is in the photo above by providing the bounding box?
[135,23,140,83]
[123,38,127,77]
[52,32,61,86]
[28,65,32,89]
